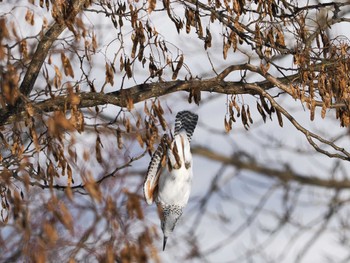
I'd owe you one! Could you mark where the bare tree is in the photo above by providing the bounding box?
[1,0,350,262]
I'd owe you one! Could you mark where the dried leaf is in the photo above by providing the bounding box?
[320,30,330,56]
[83,150,90,161]
[136,133,144,147]
[136,114,142,129]
[223,40,230,59]
[138,43,145,61]
[26,104,35,117]
[229,100,234,117]
[276,108,283,127]
[260,96,270,114]
[124,117,132,133]
[172,54,184,80]
[30,127,40,152]
[53,65,62,88]
[256,101,267,122]
[59,201,74,233]
[233,0,241,15]
[193,86,201,105]
[144,101,150,116]
[20,39,28,59]
[131,34,138,59]
[260,61,270,75]
[125,190,144,220]
[148,0,157,13]
[48,111,75,136]
[241,105,249,130]
[195,11,203,38]
[204,27,212,49]
[232,96,240,117]
[61,53,74,78]
[247,105,253,124]
[95,135,103,163]
[117,128,123,149]
[310,99,316,121]
[67,164,73,186]
[224,115,232,133]
[43,221,58,244]
[69,109,84,132]
[157,100,164,114]
[25,10,35,25]
[185,8,194,33]
[267,28,274,46]
[105,62,114,86]
[321,104,327,119]
[153,102,167,131]
[92,33,97,52]
[127,97,134,111]
[276,29,286,47]
[120,55,124,72]
[125,58,132,78]
[229,30,238,51]
[0,19,10,40]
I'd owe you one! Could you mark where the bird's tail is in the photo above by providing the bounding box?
[174,111,198,142]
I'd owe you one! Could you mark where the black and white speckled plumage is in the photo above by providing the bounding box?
[174,111,198,143]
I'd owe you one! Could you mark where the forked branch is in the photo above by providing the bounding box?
[245,83,350,161]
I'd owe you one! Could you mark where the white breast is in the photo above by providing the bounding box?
[157,133,193,207]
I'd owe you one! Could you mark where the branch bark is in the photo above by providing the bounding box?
[0,79,255,126]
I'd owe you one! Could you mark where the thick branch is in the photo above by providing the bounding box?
[19,23,66,97]
[192,146,350,189]
[20,0,91,98]
[0,79,255,125]
[0,71,345,126]
[0,1,91,126]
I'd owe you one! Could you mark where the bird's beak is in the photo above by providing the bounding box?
[163,236,168,251]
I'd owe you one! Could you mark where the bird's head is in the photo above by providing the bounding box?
[158,203,183,250]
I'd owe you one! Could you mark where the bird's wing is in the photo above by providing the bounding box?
[174,111,198,142]
[143,135,168,205]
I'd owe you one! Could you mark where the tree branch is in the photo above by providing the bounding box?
[0,69,345,126]
[0,0,92,125]
[0,79,255,125]
[192,146,350,189]
[14,150,146,191]
[245,83,350,161]
[20,0,91,98]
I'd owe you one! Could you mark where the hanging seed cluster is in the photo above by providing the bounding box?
[293,38,350,127]
[225,95,283,132]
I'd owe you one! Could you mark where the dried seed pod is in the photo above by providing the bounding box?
[224,115,232,133]
[61,52,74,78]
[148,0,157,13]
[276,108,283,127]
[241,105,249,130]
[257,101,267,123]
[172,54,184,80]
[247,105,253,124]
[260,96,270,114]
[117,128,123,150]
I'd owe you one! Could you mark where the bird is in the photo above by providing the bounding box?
[143,110,198,250]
